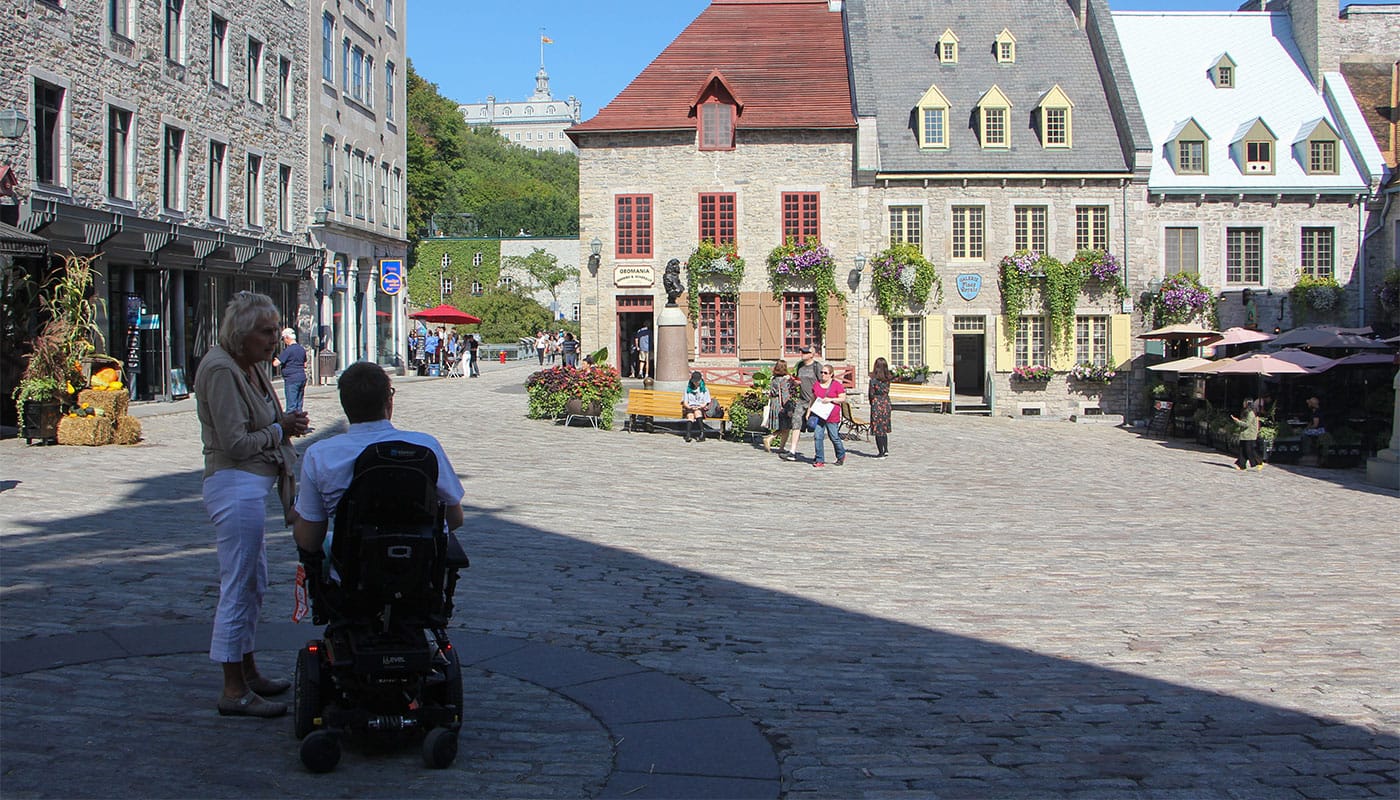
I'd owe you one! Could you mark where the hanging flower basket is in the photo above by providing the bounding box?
[685,241,746,322]
[1147,271,1218,327]
[998,251,1056,337]
[1290,274,1344,323]
[1070,249,1128,300]
[767,236,844,334]
[1378,268,1400,312]
[869,243,942,318]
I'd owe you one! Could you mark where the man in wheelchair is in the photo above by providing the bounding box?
[290,362,469,771]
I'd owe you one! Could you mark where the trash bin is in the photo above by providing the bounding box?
[317,350,337,384]
[427,363,441,377]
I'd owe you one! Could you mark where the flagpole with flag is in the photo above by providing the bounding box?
[539,30,552,68]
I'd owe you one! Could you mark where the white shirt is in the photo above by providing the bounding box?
[294,419,465,527]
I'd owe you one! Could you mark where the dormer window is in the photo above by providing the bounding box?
[1232,117,1276,175]
[938,29,959,64]
[995,29,1016,64]
[1036,85,1073,148]
[917,83,951,149]
[1210,53,1236,88]
[976,85,1012,149]
[1167,118,1211,175]
[1295,118,1341,175]
[690,70,742,152]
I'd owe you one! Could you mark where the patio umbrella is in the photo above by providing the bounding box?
[1147,356,1214,372]
[1268,325,1384,350]
[1185,348,1334,375]
[1202,327,1275,347]
[1314,352,1398,372]
[408,304,482,325]
[1138,322,1221,340]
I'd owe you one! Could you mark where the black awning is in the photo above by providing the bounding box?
[0,220,48,258]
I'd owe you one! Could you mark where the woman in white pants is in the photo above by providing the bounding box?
[195,292,309,717]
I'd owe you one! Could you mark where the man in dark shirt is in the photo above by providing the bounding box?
[273,328,308,412]
[467,334,481,377]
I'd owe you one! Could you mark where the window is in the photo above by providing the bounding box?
[209,15,227,85]
[34,80,65,187]
[781,192,820,242]
[391,168,401,229]
[1245,140,1272,174]
[322,15,334,82]
[615,194,653,258]
[341,38,350,90]
[365,55,374,107]
[106,106,133,201]
[245,153,263,227]
[321,135,334,211]
[1013,206,1047,253]
[207,141,227,220]
[352,150,365,219]
[1075,206,1109,251]
[1301,227,1334,279]
[977,86,1012,149]
[698,294,737,356]
[277,164,291,232]
[385,0,394,26]
[938,29,958,64]
[379,163,389,224]
[470,280,482,296]
[783,293,818,356]
[366,157,375,223]
[889,206,922,250]
[1044,107,1067,147]
[1178,140,1205,173]
[351,46,365,101]
[246,38,264,103]
[951,206,984,260]
[700,101,734,150]
[500,276,514,289]
[1036,85,1073,149]
[1226,227,1263,285]
[1015,316,1047,368]
[163,125,186,211]
[1216,65,1232,87]
[341,144,350,216]
[109,0,132,39]
[277,57,291,118]
[922,107,946,148]
[1164,227,1199,274]
[995,29,1016,63]
[386,62,396,121]
[165,0,185,63]
[890,316,924,369]
[1309,140,1336,175]
[699,192,736,245]
[1075,316,1109,366]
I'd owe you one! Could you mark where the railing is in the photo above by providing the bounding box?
[985,370,995,412]
[947,372,956,414]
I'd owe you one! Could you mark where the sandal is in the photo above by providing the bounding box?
[217,691,287,718]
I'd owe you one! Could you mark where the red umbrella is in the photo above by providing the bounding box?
[409,304,481,325]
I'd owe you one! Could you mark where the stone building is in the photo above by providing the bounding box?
[459,49,582,155]
[307,0,411,375]
[1,0,320,401]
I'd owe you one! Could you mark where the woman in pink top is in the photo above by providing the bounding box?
[809,366,846,467]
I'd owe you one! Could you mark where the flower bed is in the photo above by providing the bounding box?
[524,365,623,430]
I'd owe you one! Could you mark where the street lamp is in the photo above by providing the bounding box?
[849,253,867,290]
[587,237,602,275]
[0,109,27,140]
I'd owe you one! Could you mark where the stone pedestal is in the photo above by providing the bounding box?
[654,304,689,392]
[1364,368,1400,491]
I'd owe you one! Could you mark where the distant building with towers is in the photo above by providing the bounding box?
[458,38,582,155]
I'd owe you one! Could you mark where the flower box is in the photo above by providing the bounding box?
[1011,365,1054,383]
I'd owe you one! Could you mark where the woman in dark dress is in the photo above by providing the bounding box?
[868,357,893,458]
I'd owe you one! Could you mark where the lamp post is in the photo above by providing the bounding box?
[0,109,27,140]
[849,253,867,290]
[587,237,602,275]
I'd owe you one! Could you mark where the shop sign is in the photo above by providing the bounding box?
[379,259,404,295]
[956,274,982,301]
[614,265,654,288]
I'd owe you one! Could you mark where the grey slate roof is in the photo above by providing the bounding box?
[846,0,1142,174]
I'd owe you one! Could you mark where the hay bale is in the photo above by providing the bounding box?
[57,415,115,446]
[113,415,143,445]
[77,388,129,419]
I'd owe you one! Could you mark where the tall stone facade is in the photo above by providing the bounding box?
[459,66,582,155]
[2,0,320,401]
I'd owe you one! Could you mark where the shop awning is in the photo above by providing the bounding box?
[0,220,48,258]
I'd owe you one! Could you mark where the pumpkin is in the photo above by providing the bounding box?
[92,367,120,388]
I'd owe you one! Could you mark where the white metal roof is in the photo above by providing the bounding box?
[1112,12,1370,195]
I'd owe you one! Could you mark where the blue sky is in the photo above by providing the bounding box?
[407,1,1388,121]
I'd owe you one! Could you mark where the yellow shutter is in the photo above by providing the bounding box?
[923,314,945,372]
[869,314,891,365]
[995,316,1015,372]
[1050,329,1077,372]
[1110,313,1132,368]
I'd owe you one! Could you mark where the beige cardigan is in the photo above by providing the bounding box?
[195,345,296,479]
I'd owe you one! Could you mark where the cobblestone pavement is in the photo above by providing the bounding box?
[2,361,1397,798]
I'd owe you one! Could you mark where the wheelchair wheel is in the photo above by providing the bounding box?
[422,727,458,769]
[293,644,322,740]
[300,730,341,773]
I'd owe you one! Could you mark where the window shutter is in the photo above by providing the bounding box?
[756,294,782,360]
[1110,313,1132,368]
[1051,340,1076,372]
[923,314,945,372]
[823,297,848,361]
[869,314,891,365]
[738,292,762,359]
[995,316,1015,372]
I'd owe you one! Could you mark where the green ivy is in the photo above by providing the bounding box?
[767,237,845,336]
[997,250,1052,338]
[869,243,942,318]
[685,241,746,322]
[408,239,501,308]
[1042,256,1083,353]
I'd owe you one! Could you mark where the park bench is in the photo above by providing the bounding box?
[624,384,749,435]
[887,383,951,412]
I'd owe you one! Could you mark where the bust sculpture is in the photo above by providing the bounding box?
[663,258,684,306]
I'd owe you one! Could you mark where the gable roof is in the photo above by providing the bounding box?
[844,0,1142,175]
[1113,11,1370,193]
[569,0,853,137]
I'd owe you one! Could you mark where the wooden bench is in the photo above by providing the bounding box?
[887,383,951,412]
[624,384,750,434]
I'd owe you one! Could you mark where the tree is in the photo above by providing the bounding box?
[504,248,578,317]
[456,287,573,344]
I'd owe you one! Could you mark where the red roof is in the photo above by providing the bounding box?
[570,0,854,137]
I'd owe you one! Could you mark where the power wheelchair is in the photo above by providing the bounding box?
[294,440,469,773]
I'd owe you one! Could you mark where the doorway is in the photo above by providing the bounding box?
[616,295,654,379]
[952,316,986,398]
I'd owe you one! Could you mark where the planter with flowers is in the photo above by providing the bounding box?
[685,241,746,323]
[1290,274,1344,324]
[890,364,932,384]
[1011,365,1054,385]
[1146,271,1218,327]
[12,254,106,444]
[525,364,623,430]
[869,243,942,318]
[767,237,844,335]
[1378,268,1400,318]
[1070,249,1128,301]
[1069,362,1116,389]
[998,250,1051,336]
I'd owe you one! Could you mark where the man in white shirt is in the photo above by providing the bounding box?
[293,362,465,556]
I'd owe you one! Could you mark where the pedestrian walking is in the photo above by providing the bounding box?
[272,328,307,412]
[868,357,893,458]
[782,346,822,461]
[194,291,309,718]
[808,364,847,467]
[1232,397,1264,471]
[468,334,481,377]
[535,330,548,366]
[635,325,651,378]
[765,359,796,454]
[560,332,581,368]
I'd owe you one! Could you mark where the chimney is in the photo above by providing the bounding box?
[1271,0,1340,90]
[1069,0,1088,30]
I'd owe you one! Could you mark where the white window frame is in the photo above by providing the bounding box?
[888,205,923,251]
[162,123,187,213]
[106,103,135,202]
[207,139,228,221]
[109,0,134,40]
[889,316,924,369]
[321,14,335,83]
[1299,226,1335,279]
[246,37,264,104]
[321,135,335,211]
[1015,316,1047,368]
[277,56,292,119]
[950,205,985,261]
[386,61,396,122]
[277,163,291,233]
[1164,226,1199,275]
[1075,205,1109,252]
[209,14,228,86]
[1013,205,1048,253]
[1075,315,1110,366]
[165,0,186,64]
[33,78,69,189]
[245,152,264,228]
